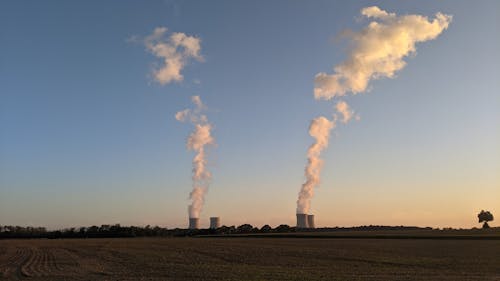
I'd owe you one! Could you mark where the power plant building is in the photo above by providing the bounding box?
[209,217,221,229]
[296,213,309,228]
[307,215,315,229]
[189,218,200,229]
[297,213,315,229]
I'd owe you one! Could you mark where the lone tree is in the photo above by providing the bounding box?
[478,210,494,228]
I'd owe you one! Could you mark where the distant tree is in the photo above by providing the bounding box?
[78,227,86,236]
[216,225,230,234]
[236,224,253,233]
[260,225,272,233]
[87,225,99,236]
[478,210,494,228]
[275,224,291,233]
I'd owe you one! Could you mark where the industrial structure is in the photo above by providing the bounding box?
[209,217,221,229]
[296,213,315,229]
[188,218,200,229]
[307,215,315,229]
[296,213,309,228]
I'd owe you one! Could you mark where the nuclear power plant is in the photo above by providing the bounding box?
[296,213,308,228]
[188,217,221,229]
[187,213,315,230]
[187,214,314,230]
[209,217,221,229]
[296,213,315,229]
[307,215,315,229]
[188,218,200,229]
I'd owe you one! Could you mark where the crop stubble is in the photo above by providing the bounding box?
[0,237,499,280]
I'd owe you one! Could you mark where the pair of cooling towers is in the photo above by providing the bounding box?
[187,215,315,230]
[189,217,220,230]
[296,214,315,229]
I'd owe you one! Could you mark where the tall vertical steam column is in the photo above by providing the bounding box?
[296,214,309,228]
[176,97,215,232]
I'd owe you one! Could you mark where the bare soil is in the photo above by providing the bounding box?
[0,237,499,280]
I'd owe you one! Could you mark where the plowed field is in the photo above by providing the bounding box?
[0,238,499,280]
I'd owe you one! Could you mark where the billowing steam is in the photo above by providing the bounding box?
[176,96,214,218]
[297,116,336,214]
[297,6,451,215]
[145,27,203,85]
[335,101,356,124]
[314,6,452,100]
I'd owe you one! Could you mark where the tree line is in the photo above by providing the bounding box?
[0,224,440,239]
[0,224,295,239]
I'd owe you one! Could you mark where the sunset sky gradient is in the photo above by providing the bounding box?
[1,0,498,229]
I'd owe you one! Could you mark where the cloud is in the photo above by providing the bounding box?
[314,6,452,100]
[191,95,203,109]
[187,123,214,152]
[144,27,203,85]
[175,109,190,122]
[175,95,207,123]
[335,100,354,123]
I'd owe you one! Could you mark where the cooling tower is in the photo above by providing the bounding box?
[296,213,309,228]
[188,217,200,229]
[209,217,220,229]
[307,215,315,229]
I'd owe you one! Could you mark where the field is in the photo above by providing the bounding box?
[1,236,499,280]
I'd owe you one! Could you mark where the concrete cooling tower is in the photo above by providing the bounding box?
[307,215,315,229]
[209,217,220,229]
[296,213,309,228]
[189,218,200,229]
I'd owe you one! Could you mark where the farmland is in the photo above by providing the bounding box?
[1,236,499,280]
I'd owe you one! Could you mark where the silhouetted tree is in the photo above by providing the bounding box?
[478,210,494,228]
[275,224,291,233]
[216,225,230,234]
[260,225,272,233]
[236,224,253,233]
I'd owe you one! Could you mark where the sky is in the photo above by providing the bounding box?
[1,0,498,229]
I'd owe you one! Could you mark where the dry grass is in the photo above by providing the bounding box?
[0,237,499,280]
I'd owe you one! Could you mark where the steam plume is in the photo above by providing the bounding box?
[314,6,452,100]
[335,101,355,124]
[176,96,214,218]
[297,116,335,214]
[145,27,203,85]
[297,6,451,215]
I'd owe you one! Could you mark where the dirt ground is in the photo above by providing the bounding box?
[0,237,499,280]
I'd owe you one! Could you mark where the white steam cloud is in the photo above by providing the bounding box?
[145,27,203,85]
[297,116,336,214]
[335,101,355,124]
[298,6,451,215]
[314,6,452,100]
[176,96,214,218]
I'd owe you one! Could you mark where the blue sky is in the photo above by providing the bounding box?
[1,0,498,229]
